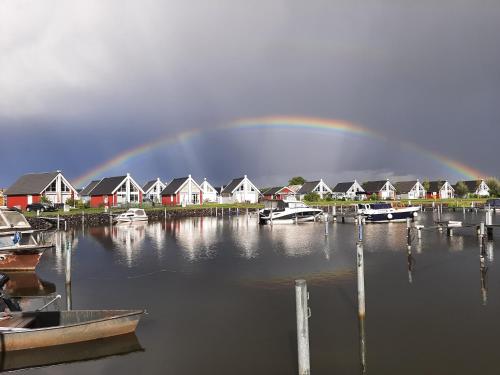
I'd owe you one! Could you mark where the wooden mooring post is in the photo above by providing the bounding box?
[295,280,311,375]
[357,215,367,373]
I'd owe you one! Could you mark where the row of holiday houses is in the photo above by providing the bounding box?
[0,171,494,210]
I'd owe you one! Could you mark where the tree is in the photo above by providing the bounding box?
[486,178,500,197]
[40,195,51,204]
[422,179,430,191]
[288,176,306,185]
[455,181,469,197]
[304,192,320,202]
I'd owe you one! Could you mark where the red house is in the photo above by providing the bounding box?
[5,171,78,210]
[88,174,144,208]
[161,175,202,206]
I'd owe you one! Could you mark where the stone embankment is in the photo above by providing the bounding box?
[27,207,260,229]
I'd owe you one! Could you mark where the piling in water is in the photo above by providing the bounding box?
[295,280,311,375]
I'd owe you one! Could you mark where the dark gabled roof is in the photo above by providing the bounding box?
[362,180,388,193]
[297,181,320,194]
[80,180,101,196]
[90,176,127,195]
[161,177,189,195]
[428,180,447,193]
[214,186,223,194]
[332,182,356,193]
[459,180,483,192]
[142,180,157,193]
[221,177,244,194]
[394,181,419,194]
[263,186,283,195]
[5,172,59,195]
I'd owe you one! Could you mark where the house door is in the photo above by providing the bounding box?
[27,195,33,205]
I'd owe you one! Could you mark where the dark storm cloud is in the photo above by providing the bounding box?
[1,0,499,187]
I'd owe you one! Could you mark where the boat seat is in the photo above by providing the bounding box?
[0,315,35,328]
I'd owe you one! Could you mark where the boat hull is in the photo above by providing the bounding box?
[365,210,418,223]
[0,310,144,351]
[0,247,47,271]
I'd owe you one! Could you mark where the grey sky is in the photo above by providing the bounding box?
[1,0,499,187]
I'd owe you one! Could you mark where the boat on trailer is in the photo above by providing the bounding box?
[259,200,323,224]
[356,202,420,223]
[0,208,53,271]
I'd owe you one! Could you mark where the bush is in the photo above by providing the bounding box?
[369,193,378,201]
[304,192,320,202]
[40,195,51,204]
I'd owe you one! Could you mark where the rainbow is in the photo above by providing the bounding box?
[73,116,486,187]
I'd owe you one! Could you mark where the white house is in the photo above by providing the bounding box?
[331,180,365,200]
[459,180,490,197]
[200,178,218,203]
[162,175,203,206]
[220,175,260,203]
[362,180,396,200]
[394,180,426,200]
[428,181,455,199]
[143,178,166,203]
[296,179,333,200]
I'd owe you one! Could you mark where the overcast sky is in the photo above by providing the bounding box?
[1,0,499,188]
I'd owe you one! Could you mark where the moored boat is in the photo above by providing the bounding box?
[114,208,148,223]
[356,202,420,223]
[0,208,53,271]
[259,200,323,224]
[0,309,144,351]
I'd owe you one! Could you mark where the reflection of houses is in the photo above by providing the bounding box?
[394,180,426,200]
[5,171,78,209]
[142,178,166,203]
[220,175,260,203]
[362,180,396,200]
[200,178,218,203]
[297,179,332,200]
[455,180,490,197]
[427,180,455,199]
[89,173,144,208]
[331,181,365,200]
[162,175,202,206]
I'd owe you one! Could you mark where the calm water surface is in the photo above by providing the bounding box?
[11,210,500,374]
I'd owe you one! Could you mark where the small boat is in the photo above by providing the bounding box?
[486,198,500,212]
[0,208,53,271]
[259,200,323,224]
[114,208,148,223]
[356,202,420,223]
[0,310,144,351]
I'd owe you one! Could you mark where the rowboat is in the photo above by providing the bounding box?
[0,333,143,371]
[0,310,144,351]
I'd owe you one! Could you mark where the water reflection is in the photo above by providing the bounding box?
[0,334,143,372]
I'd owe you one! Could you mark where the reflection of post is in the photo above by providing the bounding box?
[295,280,310,375]
[66,280,72,311]
[65,239,72,310]
[407,247,413,284]
[324,213,329,236]
[357,215,367,374]
[480,237,488,306]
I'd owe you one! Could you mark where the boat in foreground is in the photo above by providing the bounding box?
[0,309,144,351]
[259,200,323,224]
[356,202,420,222]
[114,208,148,223]
[0,207,53,271]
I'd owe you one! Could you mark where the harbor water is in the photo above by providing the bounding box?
[14,210,500,374]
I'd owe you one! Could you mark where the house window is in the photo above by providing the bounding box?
[46,180,57,192]
[61,182,70,192]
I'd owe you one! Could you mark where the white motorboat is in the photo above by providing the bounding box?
[114,209,148,224]
[356,202,420,223]
[259,200,323,224]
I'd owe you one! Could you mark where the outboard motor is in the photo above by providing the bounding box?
[0,273,21,312]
